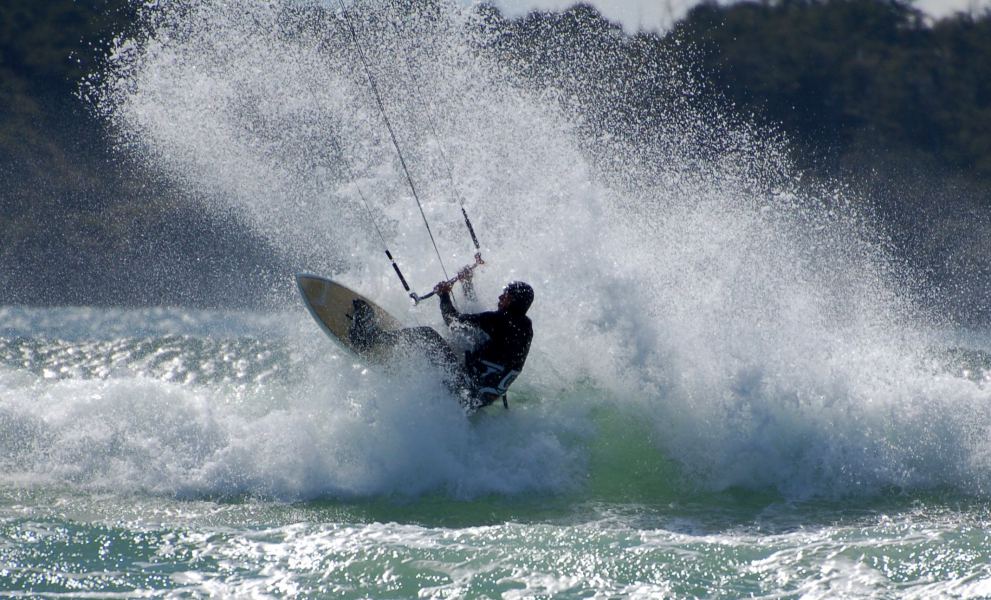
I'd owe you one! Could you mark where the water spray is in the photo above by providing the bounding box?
[336,0,483,304]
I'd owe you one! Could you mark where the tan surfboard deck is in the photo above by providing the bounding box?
[295,274,403,361]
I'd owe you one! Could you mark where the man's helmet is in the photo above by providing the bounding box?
[503,281,534,314]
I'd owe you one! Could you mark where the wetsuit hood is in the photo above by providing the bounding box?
[503,281,534,315]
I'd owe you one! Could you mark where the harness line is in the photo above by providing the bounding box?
[337,0,450,282]
[289,33,423,321]
[385,19,481,252]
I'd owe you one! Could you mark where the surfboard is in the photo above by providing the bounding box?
[295,274,403,361]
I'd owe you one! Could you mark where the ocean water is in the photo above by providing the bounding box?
[2,307,991,598]
[8,0,991,596]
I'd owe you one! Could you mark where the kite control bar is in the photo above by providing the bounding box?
[411,253,484,304]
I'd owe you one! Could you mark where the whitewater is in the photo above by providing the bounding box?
[3,0,991,596]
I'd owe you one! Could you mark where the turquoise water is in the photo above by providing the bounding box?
[2,307,991,597]
[5,489,991,598]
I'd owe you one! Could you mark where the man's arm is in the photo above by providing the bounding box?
[434,266,477,327]
[438,289,460,327]
[437,288,488,330]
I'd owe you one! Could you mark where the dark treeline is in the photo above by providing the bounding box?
[681,0,991,183]
[474,0,991,183]
[0,0,283,308]
[1,0,990,318]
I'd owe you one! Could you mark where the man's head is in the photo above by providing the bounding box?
[498,281,534,314]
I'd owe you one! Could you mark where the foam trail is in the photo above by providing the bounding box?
[0,320,583,499]
[89,0,991,499]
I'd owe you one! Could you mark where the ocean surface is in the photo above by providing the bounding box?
[2,306,991,598]
[11,0,991,596]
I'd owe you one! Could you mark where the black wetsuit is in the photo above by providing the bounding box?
[348,293,532,409]
[439,290,533,406]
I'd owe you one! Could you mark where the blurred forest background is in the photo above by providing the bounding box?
[1,0,989,322]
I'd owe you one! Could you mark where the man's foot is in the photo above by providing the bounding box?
[348,299,379,350]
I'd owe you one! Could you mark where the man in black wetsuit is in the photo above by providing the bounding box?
[434,278,534,409]
[348,276,534,410]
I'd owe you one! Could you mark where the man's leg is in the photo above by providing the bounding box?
[390,327,477,398]
[391,326,459,369]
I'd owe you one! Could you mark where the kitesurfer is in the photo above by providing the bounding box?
[348,274,533,410]
[434,274,534,410]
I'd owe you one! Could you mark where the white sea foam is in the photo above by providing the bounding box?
[79,0,991,499]
[0,314,583,499]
